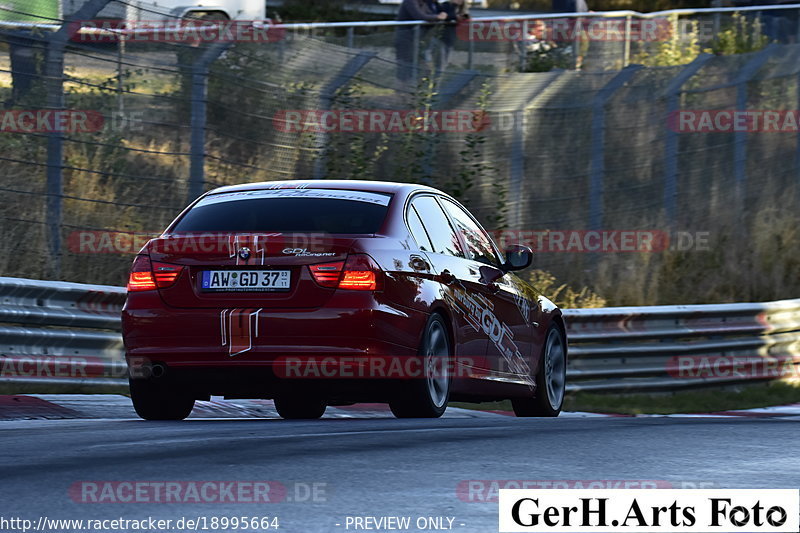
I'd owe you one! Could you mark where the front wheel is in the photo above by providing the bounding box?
[512,324,566,417]
[390,313,452,419]
[129,379,195,421]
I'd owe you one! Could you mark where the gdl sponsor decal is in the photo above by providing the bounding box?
[498,489,799,532]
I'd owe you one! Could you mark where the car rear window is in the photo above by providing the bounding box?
[171,189,391,234]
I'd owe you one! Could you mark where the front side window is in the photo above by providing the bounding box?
[410,196,465,257]
[440,198,501,266]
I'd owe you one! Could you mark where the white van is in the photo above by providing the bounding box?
[62,0,267,22]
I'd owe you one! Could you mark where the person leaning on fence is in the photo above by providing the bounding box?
[435,0,470,70]
[395,0,448,86]
[551,0,590,70]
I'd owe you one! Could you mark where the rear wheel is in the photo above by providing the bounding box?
[129,379,195,421]
[390,313,451,419]
[512,325,566,417]
[274,396,326,420]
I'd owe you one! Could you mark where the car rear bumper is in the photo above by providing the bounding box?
[122,290,426,368]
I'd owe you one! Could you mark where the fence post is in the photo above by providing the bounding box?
[732,44,776,204]
[508,71,562,229]
[662,53,712,229]
[312,51,377,180]
[117,32,126,113]
[45,0,110,279]
[623,15,632,68]
[519,19,529,72]
[468,32,474,70]
[187,42,231,204]
[411,25,421,80]
[588,65,642,232]
[796,65,800,200]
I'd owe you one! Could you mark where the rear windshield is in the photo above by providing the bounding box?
[171,189,391,234]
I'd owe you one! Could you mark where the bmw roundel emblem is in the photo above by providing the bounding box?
[238,247,251,260]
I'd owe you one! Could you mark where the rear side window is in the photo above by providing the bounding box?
[410,196,464,258]
[406,205,433,252]
[440,198,501,266]
[172,189,390,234]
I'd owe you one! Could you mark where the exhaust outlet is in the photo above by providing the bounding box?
[150,363,167,379]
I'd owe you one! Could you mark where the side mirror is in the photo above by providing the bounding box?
[503,244,533,272]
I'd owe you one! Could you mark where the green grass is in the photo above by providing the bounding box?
[451,382,800,415]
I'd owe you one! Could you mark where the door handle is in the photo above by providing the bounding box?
[409,255,430,272]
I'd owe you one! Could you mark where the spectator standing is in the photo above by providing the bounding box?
[552,0,590,70]
[552,0,588,12]
[432,0,470,71]
[395,0,447,86]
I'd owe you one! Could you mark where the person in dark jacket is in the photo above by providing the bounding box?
[552,0,588,12]
[395,0,447,85]
[435,0,470,69]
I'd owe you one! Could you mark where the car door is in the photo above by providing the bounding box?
[438,198,539,387]
[408,195,491,367]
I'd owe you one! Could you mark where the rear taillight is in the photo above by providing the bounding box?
[127,255,156,292]
[127,256,184,292]
[152,262,184,288]
[309,254,382,291]
[309,261,344,288]
[339,254,381,291]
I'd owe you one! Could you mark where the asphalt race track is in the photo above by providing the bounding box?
[1,410,799,532]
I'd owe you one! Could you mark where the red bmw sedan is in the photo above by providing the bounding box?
[122,180,567,420]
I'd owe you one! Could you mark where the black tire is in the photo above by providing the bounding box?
[129,378,195,421]
[389,313,452,419]
[512,324,566,418]
[274,396,326,420]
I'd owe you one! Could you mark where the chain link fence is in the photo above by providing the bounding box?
[0,2,798,305]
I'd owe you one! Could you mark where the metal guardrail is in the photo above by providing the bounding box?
[4,3,800,72]
[564,299,800,392]
[0,277,127,389]
[5,3,800,30]
[0,277,798,394]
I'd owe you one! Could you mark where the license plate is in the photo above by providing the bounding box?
[201,270,290,292]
